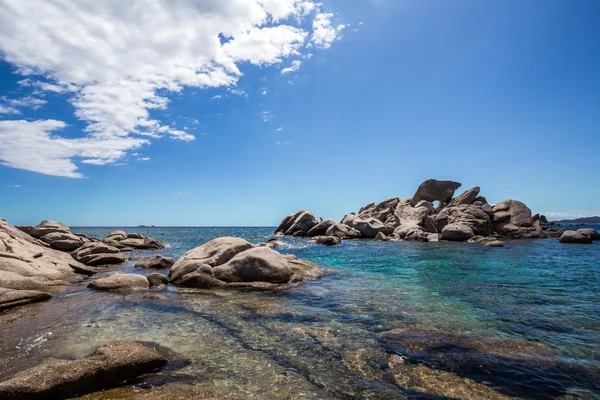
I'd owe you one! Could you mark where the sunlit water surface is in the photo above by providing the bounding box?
[1,227,599,399]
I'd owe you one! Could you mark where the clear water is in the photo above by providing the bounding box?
[1,226,599,399]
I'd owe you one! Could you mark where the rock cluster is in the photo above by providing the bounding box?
[0,341,171,400]
[275,179,564,244]
[18,220,88,252]
[0,218,91,311]
[103,230,164,251]
[169,237,324,290]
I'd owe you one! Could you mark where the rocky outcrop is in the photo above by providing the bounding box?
[447,186,480,207]
[71,242,126,266]
[312,236,342,246]
[410,179,462,207]
[435,204,493,238]
[169,237,323,290]
[275,210,318,237]
[0,218,90,311]
[326,223,362,239]
[441,223,474,242]
[491,199,543,239]
[20,220,85,252]
[135,255,175,269]
[0,341,170,400]
[353,217,393,238]
[578,228,600,241]
[147,273,168,288]
[88,273,151,291]
[305,219,337,237]
[559,230,593,244]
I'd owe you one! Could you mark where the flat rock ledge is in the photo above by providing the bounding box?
[89,273,168,292]
[0,341,171,400]
[169,237,324,291]
[275,178,592,245]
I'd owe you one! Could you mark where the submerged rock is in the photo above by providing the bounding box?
[559,230,593,244]
[0,341,170,400]
[169,237,324,290]
[312,236,342,246]
[326,223,362,239]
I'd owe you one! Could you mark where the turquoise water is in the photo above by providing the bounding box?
[1,226,599,399]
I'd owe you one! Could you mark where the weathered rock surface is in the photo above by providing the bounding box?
[447,186,481,207]
[305,219,337,237]
[435,204,493,239]
[353,217,393,239]
[102,230,164,251]
[578,228,600,241]
[485,240,506,247]
[411,179,462,207]
[169,237,323,290]
[492,199,543,239]
[0,218,90,311]
[0,341,170,400]
[559,230,593,244]
[88,273,150,291]
[135,255,175,269]
[72,242,126,266]
[147,273,168,288]
[326,223,362,239]
[312,236,342,246]
[275,210,318,237]
[441,223,474,242]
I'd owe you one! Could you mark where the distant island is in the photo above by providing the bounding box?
[551,216,600,225]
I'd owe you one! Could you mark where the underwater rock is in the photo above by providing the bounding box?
[312,235,342,246]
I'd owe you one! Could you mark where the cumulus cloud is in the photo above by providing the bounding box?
[312,12,345,48]
[0,0,343,177]
[281,60,302,74]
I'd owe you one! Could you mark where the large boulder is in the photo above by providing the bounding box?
[39,231,84,252]
[312,236,342,246]
[169,237,323,290]
[441,223,474,242]
[340,213,358,228]
[115,237,164,250]
[393,224,429,242]
[0,341,170,400]
[275,210,319,237]
[325,223,362,239]
[357,197,400,226]
[559,231,593,244]
[88,274,150,291]
[353,217,393,239]
[410,179,462,207]
[305,219,337,237]
[0,218,90,311]
[71,242,126,266]
[135,255,175,269]
[578,228,600,241]
[393,198,430,228]
[435,204,493,237]
[492,199,541,239]
[28,220,71,239]
[447,186,480,207]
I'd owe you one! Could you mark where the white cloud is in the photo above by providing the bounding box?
[227,88,248,97]
[192,119,200,125]
[274,141,292,145]
[138,157,151,161]
[0,0,343,178]
[541,211,600,221]
[212,95,222,100]
[0,105,20,114]
[281,60,302,74]
[261,110,273,122]
[1,95,47,111]
[312,13,345,48]
[8,184,22,188]
[275,127,283,132]
[262,90,268,95]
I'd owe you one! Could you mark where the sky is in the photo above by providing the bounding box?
[0,0,599,226]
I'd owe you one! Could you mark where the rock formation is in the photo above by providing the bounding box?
[275,179,554,244]
[103,230,164,251]
[169,237,324,290]
[135,255,175,269]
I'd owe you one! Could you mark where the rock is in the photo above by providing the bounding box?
[312,236,342,246]
[135,255,175,269]
[357,197,400,226]
[410,179,462,207]
[485,240,506,247]
[435,204,493,237]
[127,233,144,239]
[415,200,434,212]
[0,218,89,311]
[394,224,427,240]
[493,199,533,227]
[0,288,52,312]
[147,273,168,287]
[305,219,337,237]
[29,220,71,239]
[374,232,390,241]
[0,341,170,400]
[474,196,488,205]
[578,228,600,241]
[116,237,164,250]
[274,212,297,234]
[39,231,84,252]
[88,273,150,291]
[427,233,440,242]
[341,213,358,227]
[109,230,127,239]
[213,247,293,283]
[353,217,392,238]
[441,223,474,242]
[447,186,480,207]
[326,223,362,239]
[71,242,125,266]
[275,210,319,237]
[393,198,429,228]
[261,238,285,248]
[170,237,323,290]
[559,230,593,244]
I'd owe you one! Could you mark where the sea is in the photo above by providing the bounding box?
[1,226,599,399]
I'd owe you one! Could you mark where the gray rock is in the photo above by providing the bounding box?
[0,341,170,400]
[282,210,319,236]
[358,197,400,226]
[135,255,175,269]
[341,213,358,227]
[127,233,145,239]
[72,242,125,266]
[29,220,71,239]
[435,204,493,237]
[485,240,506,247]
[116,237,164,250]
[415,200,434,212]
[578,228,600,241]
[312,236,342,246]
[305,219,337,237]
[353,217,393,238]
[0,288,52,311]
[492,199,539,239]
[88,274,150,291]
[410,179,462,207]
[39,232,84,252]
[213,247,293,283]
[374,232,390,241]
[393,198,429,228]
[441,223,474,242]
[326,223,362,239]
[559,230,593,244]
[447,187,480,207]
[427,233,440,242]
[147,273,168,287]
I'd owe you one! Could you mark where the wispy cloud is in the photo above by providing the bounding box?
[275,127,283,132]
[261,110,274,122]
[137,157,151,161]
[0,105,20,114]
[211,95,222,100]
[274,141,292,145]
[541,211,600,221]
[281,60,302,74]
[7,184,21,188]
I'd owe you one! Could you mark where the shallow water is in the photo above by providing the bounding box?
[1,227,599,399]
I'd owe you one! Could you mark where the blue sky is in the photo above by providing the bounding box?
[1,0,599,226]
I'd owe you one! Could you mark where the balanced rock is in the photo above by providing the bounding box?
[135,255,174,269]
[410,179,462,207]
[88,273,150,291]
[169,237,323,290]
[312,236,342,246]
[559,231,593,244]
[0,341,170,400]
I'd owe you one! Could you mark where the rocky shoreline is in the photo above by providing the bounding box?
[275,178,600,246]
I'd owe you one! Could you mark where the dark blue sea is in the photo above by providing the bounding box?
[1,226,599,399]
